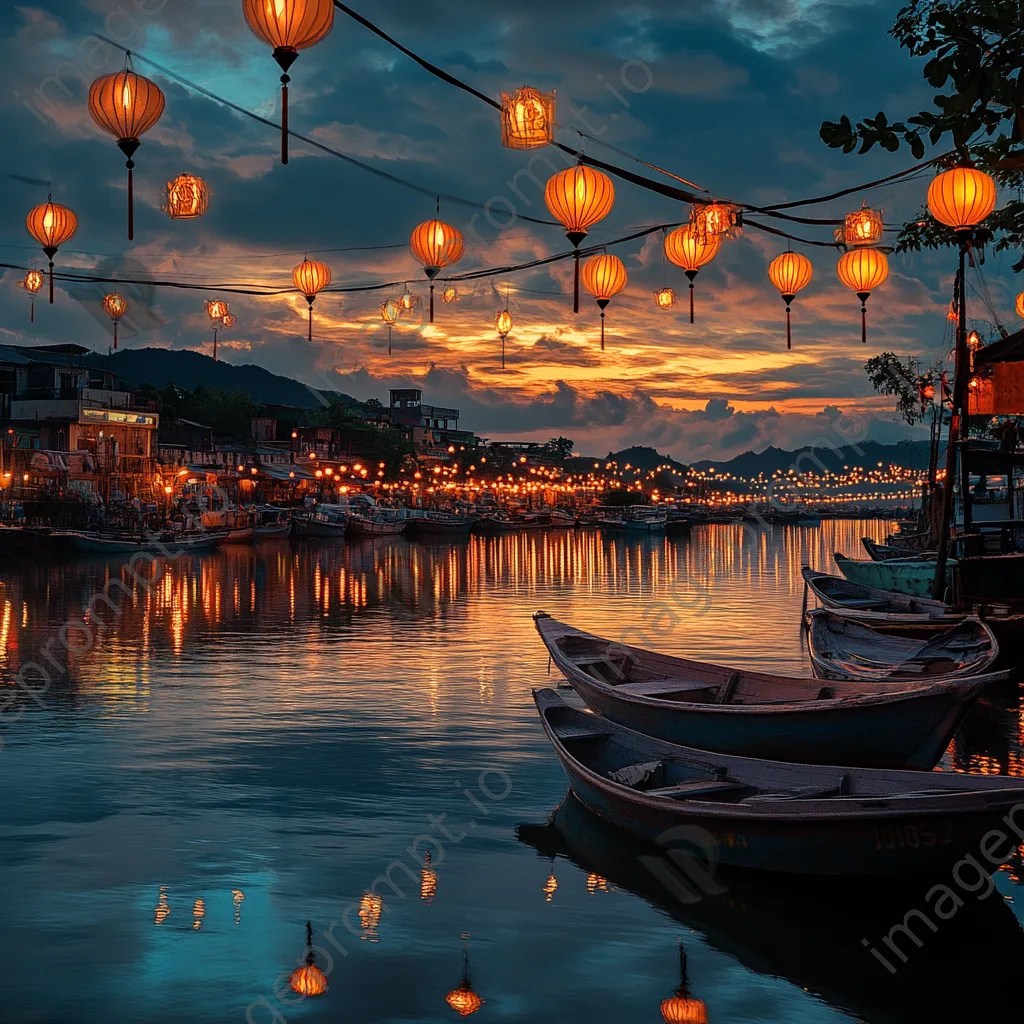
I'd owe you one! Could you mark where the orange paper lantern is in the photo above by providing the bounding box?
[26,198,78,305]
[293,258,332,342]
[20,269,45,322]
[927,166,997,232]
[242,0,334,164]
[88,60,165,240]
[665,225,720,323]
[767,251,813,350]
[410,219,464,322]
[582,253,627,351]
[381,297,401,354]
[102,293,128,350]
[545,163,615,313]
[837,248,888,344]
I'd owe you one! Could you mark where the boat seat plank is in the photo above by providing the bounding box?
[555,724,612,741]
[836,598,888,609]
[646,781,748,799]
[614,679,719,697]
[742,777,851,802]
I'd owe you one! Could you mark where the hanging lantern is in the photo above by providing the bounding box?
[165,172,210,219]
[381,297,401,355]
[445,944,484,1018]
[495,309,513,369]
[843,202,884,246]
[102,293,128,350]
[767,250,813,350]
[292,258,332,342]
[88,58,165,241]
[654,287,676,310]
[289,921,328,997]
[1015,292,1024,320]
[664,225,719,323]
[221,313,237,329]
[410,219,465,322]
[837,248,888,344]
[691,201,739,243]
[442,285,459,304]
[927,165,997,232]
[967,329,983,371]
[20,270,45,322]
[923,381,936,401]
[205,299,229,360]
[242,0,334,165]
[947,300,959,322]
[660,945,708,1024]
[399,287,420,314]
[582,253,627,352]
[545,163,615,313]
[26,198,78,305]
[501,86,555,149]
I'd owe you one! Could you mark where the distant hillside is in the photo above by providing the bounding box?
[108,348,353,408]
[691,440,933,477]
[565,445,689,477]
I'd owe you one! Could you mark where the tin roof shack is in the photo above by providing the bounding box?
[0,343,158,497]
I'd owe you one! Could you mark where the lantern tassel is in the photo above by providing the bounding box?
[48,260,55,304]
[281,75,290,165]
[213,328,218,362]
[689,282,695,324]
[786,304,792,351]
[861,305,867,344]
[388,325,392,356]
[430,282,435,323]
[600,311,606,352]
[30,298,35,323]
[126,159,134,241]
[308,302,313,343]
[573,251,580,314]
[502,335,505,369]
[113,322,118,351]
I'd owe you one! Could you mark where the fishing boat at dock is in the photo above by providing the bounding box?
[532,687,1024,876]
[54,527,228,554]
[533,613,993,770]
[834,552,952,598]
[346,513,407,537]
[408,512,478,537]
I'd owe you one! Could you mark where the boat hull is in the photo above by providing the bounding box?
[835,554,948,598]
[294,518,348,539]
[346,518,406,537]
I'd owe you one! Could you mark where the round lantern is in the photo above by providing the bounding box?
[843,202,884,246]
[582,253,627,351]
[399,288,420,314]
[102,293,128,350]
[205,299,229,360]
[242,0,334,164]
[1016,292,1024,320]
[292,258,332,342]
[221,313,238,329]
[445,945,484,1018]
[495,308,513,369]
[665,225,720,323]
[26,198,78,304]
[660,945,708,1024]
[289,922,328,997]
[501,86,555,149]
[20,269,45,322]
[927,166,997,232]
[442,285,459,304]
[381,297,400,355]
[410,219,464,322]
[767,250,813,350]
[545,163,615,313]
[837,248,889,344]
[88,58,165,240]
[655,287,676,310]
[165,172,210,220]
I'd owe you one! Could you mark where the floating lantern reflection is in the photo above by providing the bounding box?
[165,172,210,219]
[289,921,328,996]
[421,851,438,902]
[545,163,615,313]
[767,250,812,350]
[665,224,719,323]
[102,293,128,350]
[153,886,170,925]
[359,892,383,941]
[410,218,464,321]
[836,248,888,344]
[292,258,331,342]
[20,269,44,322]
[501,86,555,149]
[88,56,165,240]
[582,253,627,351]
[26,197,78,304]
[660,945,708,1024]
[242,0,334,164]
[445,940,484,1017]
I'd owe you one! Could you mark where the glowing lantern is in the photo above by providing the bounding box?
[495,308,513,369]
[420,851,438,902]
[661,945,708,1024]
[410,219,465,322]
[445,944,484,1018]
[20,269,44,322]
[153,886,170,925]
[543,871,558,902]
[242,0,334,164]
[292,258,332,342]
[843,202,884,246]
[967,329,982,371]
[837,248,888,344]
[88,58,165,240]
[545,163,615,313]
[102,293,128,350]
[501,86,555,149]
[582,253,627,352]
[655,287,676,310]
[947,300,959,322]
[26,198,78,304]
[442,285,458,304]
[691,201,738,243]
[399,287,420,314]
[289,921,328,996]
[665,225,719,323]
[1016,292,1024,320]
[381,297,401,355]
[165,172,210,219]
[205,299,229,361]
[923,382,936,401]
[767,250,813,350]
[927,165,997,232]
[222,313,238,329]
[359,893,383,940]
[232,889,245,927]
[192,898,205,931]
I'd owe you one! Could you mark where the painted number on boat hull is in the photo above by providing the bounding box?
[872,821,953,851]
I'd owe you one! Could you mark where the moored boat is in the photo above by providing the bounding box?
[57,528,227,554]
[346,514,407,538]
[533,613,994,769]
[532,687,1024,875]
[409,513,477,537]
[862,536,934,562]
[834,553,953,599]
[805,609,1003,683]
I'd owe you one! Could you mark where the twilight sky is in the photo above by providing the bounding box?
[0,0,1015,459]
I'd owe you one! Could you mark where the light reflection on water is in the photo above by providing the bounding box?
[0,520,1021,1024]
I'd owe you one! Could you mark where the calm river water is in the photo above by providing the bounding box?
[0,520,1021,1024]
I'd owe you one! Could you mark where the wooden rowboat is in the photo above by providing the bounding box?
[533,687,1024,875]
[534,613,996,769]
[802,566,950,620]
[834,553,953,598]
[805,609,1003,683]
[861,536,935,562]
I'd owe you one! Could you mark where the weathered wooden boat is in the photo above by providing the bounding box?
[621,511,668,533]
[409,513,477,537]
[548,511,578,529]
[58,528,227,554]
[805,609,1003,683]
[802,566,949,619]
[834,553,953,599]
[346,514,406,538]
[473,513,548,535]
[533,687,1024,875]
[862,536,935,562]
[517,794,1024,1024]
[534,613,992,769]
